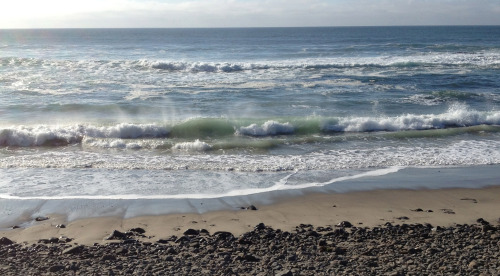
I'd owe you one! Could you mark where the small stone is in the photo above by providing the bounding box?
[254,223,266,230]
[129,227,146,234]
[56,224,66,228]
[115,247,129,255]
[242,254,260,262]
[276,270,293,276]
[183,229,200,236]
[48,265,65,273]
[468,260,478,269]
[106,230,128,240]
[336,221,352,228]
[476,218,489,225]
[63,245,84,255]
[0,237,14,245]
[397,216,410,220]
[247,205,258,211]
[35,216,49,222]
[102,254,117,261]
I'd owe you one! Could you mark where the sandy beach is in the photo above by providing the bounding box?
[2,185,499,245]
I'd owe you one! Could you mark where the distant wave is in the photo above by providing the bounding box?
[2,50,499,75]
[1,105,500,147]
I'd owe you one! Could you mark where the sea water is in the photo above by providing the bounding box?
[1,27,500,222]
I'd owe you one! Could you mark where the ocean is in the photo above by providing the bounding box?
[1,26,500,223]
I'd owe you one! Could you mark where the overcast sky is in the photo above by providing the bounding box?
[1,0,499,28]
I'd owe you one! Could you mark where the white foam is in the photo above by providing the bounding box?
[322,104,500,132]
[0,123,169,147]
[237,121,295,136]
[173,139,212,151]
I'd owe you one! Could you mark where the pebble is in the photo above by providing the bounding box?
[0,219,498,275]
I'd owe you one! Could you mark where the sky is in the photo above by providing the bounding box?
[1,0,499,28]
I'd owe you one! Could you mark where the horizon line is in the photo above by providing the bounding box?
[1,24,500,30]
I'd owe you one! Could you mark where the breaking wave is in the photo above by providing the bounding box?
[1,105,500,148]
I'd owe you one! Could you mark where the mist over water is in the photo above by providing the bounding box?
[1,26,500,200]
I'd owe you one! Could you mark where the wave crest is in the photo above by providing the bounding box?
[237,121,295,136]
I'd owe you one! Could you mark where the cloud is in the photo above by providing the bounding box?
[0,0,499,28]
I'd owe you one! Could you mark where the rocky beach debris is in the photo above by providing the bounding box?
[1,220,499,275]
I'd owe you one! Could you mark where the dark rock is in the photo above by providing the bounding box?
[63,245,84,255]
[183,229,200,236]
[175,236,190,243]
[122,239,138,244]
[410,208,424,212]
[0,237,14,245]
[441,209,455,214]
[247,205,258,210]
[336,221,353,228]
[305,230,320,237]
[397,216,410,220]
[276,270,294,276]
[129,227,146,234]
[102,254,117,261]
[482,224,496,232]
[106,230,128,240]
[476,218,489,225]
[254,223,266,230]
[56,224,66,228]
[238,254,260,262]
[35,216,49,221]
[49,237,59,244]
[48,265,65,273]
[157,239,170,244]
[213,231,234,240]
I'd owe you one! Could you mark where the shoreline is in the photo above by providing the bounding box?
[2,185,499,245]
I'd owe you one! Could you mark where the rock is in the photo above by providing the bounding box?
[106,230,128,240]
[239,254,260,262]
[102,254,117,261]
[0,237,14,245]
[247,205,258,210]
[276,270,293,276]
[183,229,200,236]
[115,247,128,255]
[48,265,65,272]
[254,223,266,230]
[468,260,478,269]
[35,216,49,221]
[63,245,84,255]
[336,221,352,228]
[482,224,496,232]
[56,224,66,228]
[129,227,146,234]
[476,218,489,225]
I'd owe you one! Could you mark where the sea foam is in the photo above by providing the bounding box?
[237,121,295,136]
